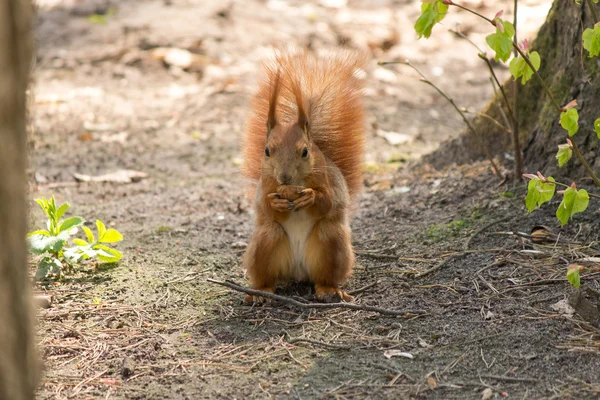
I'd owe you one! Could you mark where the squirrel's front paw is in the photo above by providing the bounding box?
[276,185,305,201]
[267,193,294,212]
[292,188,316,211]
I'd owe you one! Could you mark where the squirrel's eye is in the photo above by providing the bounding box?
[302,147,308,158]
[265,147,270,157]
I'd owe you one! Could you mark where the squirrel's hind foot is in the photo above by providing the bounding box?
[315,285,354,303]
[243,287,276,305]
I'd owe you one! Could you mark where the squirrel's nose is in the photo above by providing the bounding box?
[278,173,292,185]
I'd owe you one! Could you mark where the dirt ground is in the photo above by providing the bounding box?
[28,0,600,399]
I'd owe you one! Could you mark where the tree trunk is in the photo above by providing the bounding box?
[425,0,600,183]
[0,1,38,399]
[519,0,599,179]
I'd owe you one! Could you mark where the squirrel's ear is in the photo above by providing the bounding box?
[266,70,281,136]
[293,84,310,137]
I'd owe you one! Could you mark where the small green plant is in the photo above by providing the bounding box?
[27,196,123,280]
[567,264,583,288]
[87,7,117,25]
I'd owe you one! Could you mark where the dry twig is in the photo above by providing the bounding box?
[207,279,426,317]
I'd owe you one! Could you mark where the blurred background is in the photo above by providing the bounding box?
[31,0,550,183]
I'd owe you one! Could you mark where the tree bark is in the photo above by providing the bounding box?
[424,0,600,183]
[0,1,38,399]
[519,0,599,180]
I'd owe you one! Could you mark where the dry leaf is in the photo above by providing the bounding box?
[383,350,413,359]
[550,299,574,317]
[377,130,412,145]
[481,388,493,400]
[83,121,115,132]
[530,225,555,243]
[78,132,94,142]
[99,131,129,144]
[427,376,437,389]
[73,170,148,183]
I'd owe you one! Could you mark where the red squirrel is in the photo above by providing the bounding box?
[241,47,366,303]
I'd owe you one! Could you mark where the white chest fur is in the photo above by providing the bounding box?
[281,209,316,281]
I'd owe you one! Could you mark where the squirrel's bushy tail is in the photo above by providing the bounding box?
[242,47,367,198]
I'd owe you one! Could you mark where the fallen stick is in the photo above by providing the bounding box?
[284,331,350,350]
[479,374,538,384]
[347,281,378,296]
[207,279,426,317]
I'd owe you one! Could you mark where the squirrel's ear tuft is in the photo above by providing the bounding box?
[267,70,281,136]
[293,83,309,137]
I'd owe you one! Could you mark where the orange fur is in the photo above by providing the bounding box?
[241,47,366,303]
[242,47,367,199]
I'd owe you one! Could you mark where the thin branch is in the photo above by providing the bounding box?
[489,77,512,129]
[460,109,511,134]
[511,44,561,112]
[413,257,454,279]
[479,374,538,384]
[513,0,518,58]
[481,53,523,179]
[512,0,523,181]
[379,60,503,180]
[571,142,600,189]
[449,28,484,53]
[347,281,378,296]
[534,179,600,200]
[449,28,510,126]
[207,279,426,316]
[450,2,495,25]
[450,27,522,179]
[478,53,517,126]
[283,332,351,350]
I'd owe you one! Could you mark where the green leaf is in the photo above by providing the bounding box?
[55,202,70,220]
[96,220,107,241]
[94,244,122,263]
[556,144,573,167]
[35,257,62,280]
[525,177,556,212]
[414,1,449,39]
[28,234,65,255]
[594,118,600,139]
[509,51,541,84]
[486,21,515,62]
[88,14,108,24]
[80,246,98,260]
[27,229,50,237]
[72,238,89,246]
[560,108,579,136]
[35,198,48,213]
[59,216,84,233]
[82,226,95,243]
[63,247,83,262]
[99,228,123,243]
[486,33,513,62]
[500,21,515,38]
[566,264,583,289]
[556,186,590,225]
[582,26,600,58]
[48,196,57,216]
